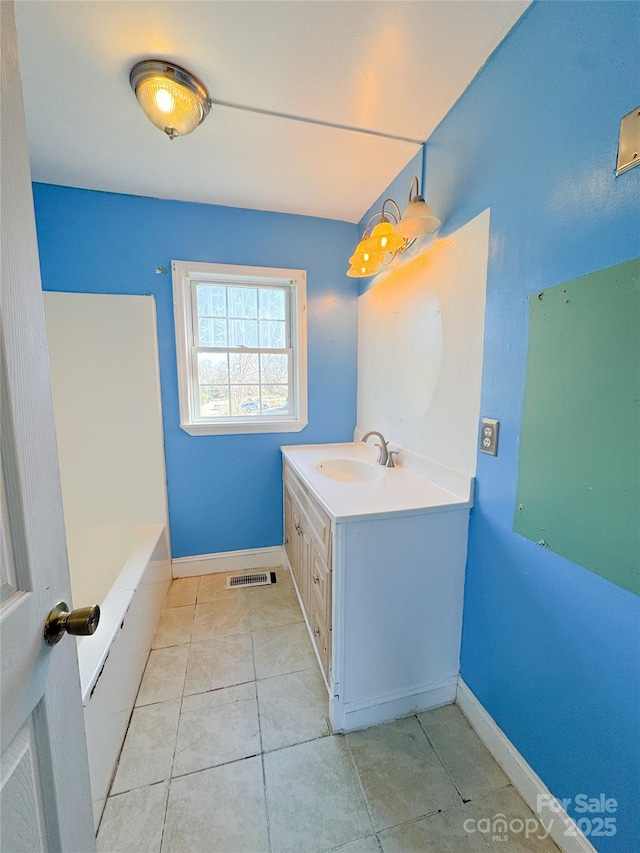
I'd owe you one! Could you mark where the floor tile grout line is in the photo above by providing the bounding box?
[161,602,197,612]
[251,662,317,681]
[156,779,171,853]
[415,711,468,804]
[260,753,273,853]
[342,732,378,838]
[160,663,191,848]
[371,801,469,838]
[251,663,317,682]
[248,621,273,853]
[181,677,257,701]
[169,751,263,782]
[160,576,201,853]
[260,729,332,757]
[100,778,168,801]
[248,621,263,755]
[322,833,381,853]
[103,775,173,799]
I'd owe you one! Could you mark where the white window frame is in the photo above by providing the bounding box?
[172,259,308,436]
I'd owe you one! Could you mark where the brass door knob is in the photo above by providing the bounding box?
[44,601,101,646]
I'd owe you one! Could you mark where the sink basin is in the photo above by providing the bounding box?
[315,458,384,483]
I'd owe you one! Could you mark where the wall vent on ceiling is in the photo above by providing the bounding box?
[226,571,276,589]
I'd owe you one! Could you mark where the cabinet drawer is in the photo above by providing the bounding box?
[284,461,332,566]
[310,600,331,682]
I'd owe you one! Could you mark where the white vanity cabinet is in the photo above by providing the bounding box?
[281,443,473,733]
[283,460,332,680]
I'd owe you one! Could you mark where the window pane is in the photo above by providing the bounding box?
[199,318,227,347]
[230,385,260,416]
[228,287,257,319]
[261,384,289,414]
[198,352,229,384]
[260,353,289,384]
[197,285,226,317]
[229,352,259,384]
[229,319,258,347]
[259,288,285,321]
[259,320,286,348]
[200,385,230,417]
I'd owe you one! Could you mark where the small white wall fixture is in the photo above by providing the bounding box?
[357,209,490,476]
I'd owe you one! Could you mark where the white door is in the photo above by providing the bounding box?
[0,3,96,850]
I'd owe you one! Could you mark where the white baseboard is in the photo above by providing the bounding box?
[172,546,286,578]
[333,678,458,733]
[456,679,597,853]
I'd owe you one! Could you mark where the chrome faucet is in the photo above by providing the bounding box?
[361,431,390,466]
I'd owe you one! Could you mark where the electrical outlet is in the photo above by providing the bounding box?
[480,418,499,456]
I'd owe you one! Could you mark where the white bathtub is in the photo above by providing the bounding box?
[67,524,171,827]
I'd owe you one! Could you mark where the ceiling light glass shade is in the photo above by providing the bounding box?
[130,60,210,139]
[346,263,380,278]
[396,197,441,238]
[348,240,385,267]
[361,219,406,254]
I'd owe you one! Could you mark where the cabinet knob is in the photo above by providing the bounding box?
[313,575,320,584]
[313,626,320,636]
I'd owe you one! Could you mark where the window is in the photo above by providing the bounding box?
[172,260,307,435]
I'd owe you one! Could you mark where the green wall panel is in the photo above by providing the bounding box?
[514,257,640,595]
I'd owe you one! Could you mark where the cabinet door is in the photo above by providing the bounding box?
[284,486,295,572]
[298,521,312,613]
[284,486,304,594]
[283,462,333,683]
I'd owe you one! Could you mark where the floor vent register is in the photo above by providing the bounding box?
[225,571,276,589]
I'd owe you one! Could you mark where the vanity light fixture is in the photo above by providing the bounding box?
[130,60,211,140]
[396,177,441,238]
[347,177,441,278]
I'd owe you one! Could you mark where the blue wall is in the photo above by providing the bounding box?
[32,2,639,846]
[33,186,358,558]
[420,2,638,849]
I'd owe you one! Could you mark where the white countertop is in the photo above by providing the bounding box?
[281,442,473,522]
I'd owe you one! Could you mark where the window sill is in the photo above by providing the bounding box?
[180,418,308,436]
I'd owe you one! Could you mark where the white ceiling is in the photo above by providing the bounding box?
[15,1,529,223]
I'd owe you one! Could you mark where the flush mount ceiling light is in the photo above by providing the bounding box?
[130,60,210,140]
[346,176,441,278]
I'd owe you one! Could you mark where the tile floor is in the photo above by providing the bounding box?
[97,569,560,853]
